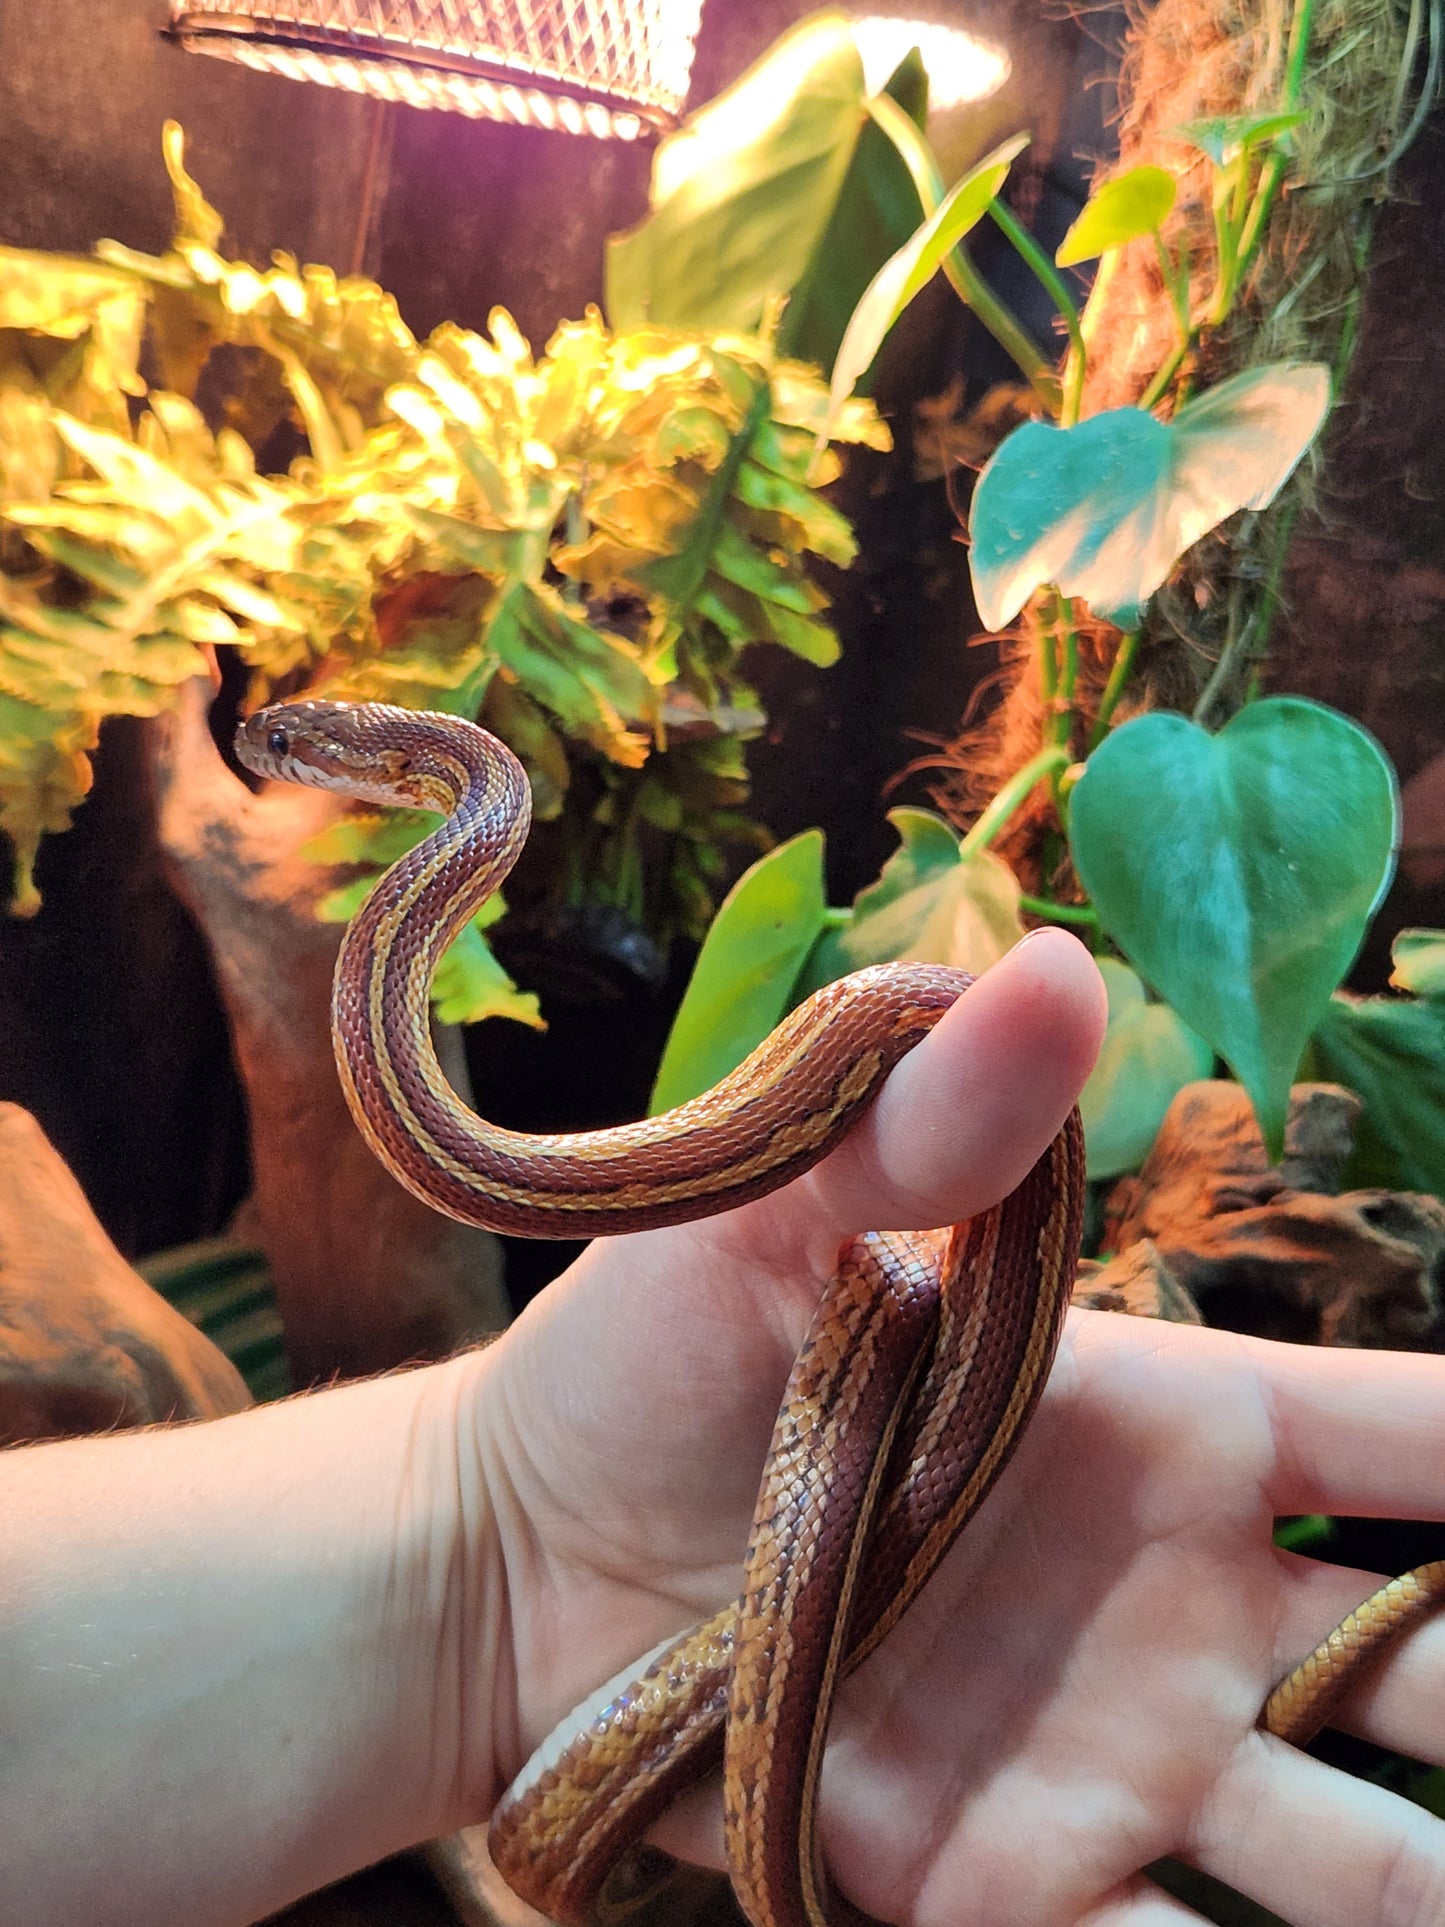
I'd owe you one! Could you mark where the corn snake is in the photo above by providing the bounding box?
[236,697,1445,1927]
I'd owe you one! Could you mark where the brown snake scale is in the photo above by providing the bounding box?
[237,699,1445,1927]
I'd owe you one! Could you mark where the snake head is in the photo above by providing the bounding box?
[235,699,431,807]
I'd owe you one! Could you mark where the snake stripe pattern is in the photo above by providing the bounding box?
[236,699,1444,1927]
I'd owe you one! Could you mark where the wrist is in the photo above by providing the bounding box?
[421,1341,512,1830]
[0,1353,499,1926]
[446,1332,533,1813]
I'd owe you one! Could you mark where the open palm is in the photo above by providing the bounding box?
[471,932,1445,1927]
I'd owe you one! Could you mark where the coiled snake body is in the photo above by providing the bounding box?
[237,698,1445,1927]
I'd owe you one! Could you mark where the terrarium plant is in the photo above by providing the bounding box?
[0,123,885,1372]
[630,21,1445,1902]
[642,3,1445,1219]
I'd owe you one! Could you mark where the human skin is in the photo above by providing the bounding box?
[3,931,1445,1926]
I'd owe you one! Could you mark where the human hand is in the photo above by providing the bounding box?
[465,929,1445,1926]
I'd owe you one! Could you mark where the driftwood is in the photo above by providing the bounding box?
[1087,1082,1445,1348]
[1072,1240,1205,1324]
[0,1102,250,1446]
[148,683,508,1383]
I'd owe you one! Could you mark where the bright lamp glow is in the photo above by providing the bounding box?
[854,16,1010,110]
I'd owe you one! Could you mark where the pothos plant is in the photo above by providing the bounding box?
[638,10,1445,1201]
[0,123,886,1024]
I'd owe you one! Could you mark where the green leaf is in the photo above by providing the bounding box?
[1070,699,1398,1159]
[755,602,841,666]
[313,873,376,924]
[798,807,1023,993]
[876,44,928,125]
[1273,1514,1335,1553]
[639,378,771,611]
[486,580,651,763]
[0,247,146,419]
[649,830,827,1113]
[1390,928,1445,1000]
[606,17,870,337]
[821,135,1028,445]
[1080,958,1214,1179]
[161,121,225,250]
[1311,991,1445,1197]
[301,807,439,871]
[1173,113,1308,165]
[1055,166,1177,266]
[776,51,930,378]
[731,457,856,564]
[969,362,1330,630]
[431,916,543,1029]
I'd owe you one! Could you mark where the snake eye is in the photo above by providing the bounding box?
[266,726,289,758]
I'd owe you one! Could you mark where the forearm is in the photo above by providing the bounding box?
[0,1349,501,1927]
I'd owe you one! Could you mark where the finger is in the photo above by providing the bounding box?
[1189,1730,1445,1926]
[1275,1553,1445,1766]
[798,929,1105,1240]
[1253,1336,1445,1521]
[1077,1876,1213,1925]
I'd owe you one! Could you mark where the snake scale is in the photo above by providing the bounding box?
[237,698,1445,1927]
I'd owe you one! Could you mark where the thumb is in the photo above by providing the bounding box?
[798,929,1106,1238]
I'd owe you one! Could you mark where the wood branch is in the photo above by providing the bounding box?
[147,682,508,1382]
[1098,1082,1444,1350]
[0,1102,250,1445]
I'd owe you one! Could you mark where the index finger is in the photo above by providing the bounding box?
[1254,1331,1445,1520]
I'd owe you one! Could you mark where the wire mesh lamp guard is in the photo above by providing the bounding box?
[168,0,705,138]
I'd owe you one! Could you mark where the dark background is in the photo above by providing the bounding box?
[1,0,1441,1277]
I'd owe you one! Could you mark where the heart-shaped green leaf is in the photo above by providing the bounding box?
[1070,699,1398,1159]
[776,50,932,379]
[818,135,1028,444]
[649,830,826,1113]
[606,14,927,375]
[1056,166,1177,267]
[969,362,1330,630]
[607,18,866,337]
[798,807,1023,994]
[1080,959,1214,1178]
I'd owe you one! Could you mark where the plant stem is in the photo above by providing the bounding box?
[1052,593,1079,736]
[1234,0,1319,283]
[1139,343,1188,413]
[1088,628,1141,751]
[867,95,1060,411]
[1141,217,1193,409]
[1040,591,1079,819]
[1037,600,1059,713]
[1207,163,1243,325]
[1018,892,1101,927]
[986,198,1087,423]
[958,743,1071,859]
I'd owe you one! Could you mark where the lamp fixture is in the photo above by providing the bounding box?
[167,0,706,140]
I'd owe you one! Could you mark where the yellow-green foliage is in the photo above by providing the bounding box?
[0,124,884,1017]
